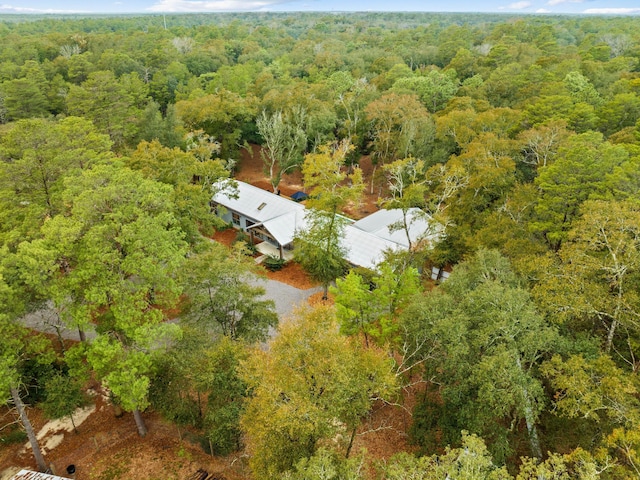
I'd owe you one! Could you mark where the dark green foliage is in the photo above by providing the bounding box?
[263,254,285,271]
[183,242,277,342]
[149,333,247,455]
[148,355,202,427]
[41,373,89,431]
[404,250,557,462]
[19,357,57,405]
[201,338,247,455]
[232,229,258,255]
[0,426,27,446]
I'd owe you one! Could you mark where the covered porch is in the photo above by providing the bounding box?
[254,240,294,262]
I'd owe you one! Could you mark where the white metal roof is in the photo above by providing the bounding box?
[351,208,432,248]
[11,470,70,480]
[212,182,435,270]
[342,225,403,270]
[212,181,305,226]
[254,209,308,246]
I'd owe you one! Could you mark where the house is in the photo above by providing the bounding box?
[211,181,307,259]
[211,181,435,270]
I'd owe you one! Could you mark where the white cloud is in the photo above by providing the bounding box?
[583,8,640,14]
[498,1,530,10]
[0,4,86,13]
[547,0,583,6]
[147,0,293,12]
[507,1,531,8]
[536,8,551,12]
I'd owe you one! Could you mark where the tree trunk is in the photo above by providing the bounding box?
[402,208,412,250]
[133,408,147,437]
[53,324,66,354]
[523,401,542,459]
[515,357,542,459]
[11,387,48,472]
[370,164,377,195]
[78,327,86,343]
[69,413,77,434]
[606,318,618,354]
[345,426,357,458]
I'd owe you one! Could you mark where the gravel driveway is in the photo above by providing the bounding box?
[250,275,323,322]
[19,277,322,341]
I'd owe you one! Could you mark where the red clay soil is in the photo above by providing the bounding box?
[307,291,334,306]
[0,147,416,480]
[211,227,238,248]
[237,144,381,220]
[210,229,318,290]
[264,261,320,290]
[0,387,249,480]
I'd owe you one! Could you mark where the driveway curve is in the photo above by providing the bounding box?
[249,275,323,322]
[19,276,322,341]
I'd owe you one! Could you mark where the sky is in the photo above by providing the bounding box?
[2,0,640,15]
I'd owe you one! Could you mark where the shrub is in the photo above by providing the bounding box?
[263,255,285,271]
[232,230,257,255]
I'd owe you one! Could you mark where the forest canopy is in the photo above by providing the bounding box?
[1,10,640,479]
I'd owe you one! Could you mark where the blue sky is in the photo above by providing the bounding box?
[2,0,640,15]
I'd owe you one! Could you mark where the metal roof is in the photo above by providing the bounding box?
[252,209,308,246]
[343,225,403,270]
[212,182,436,270]
[10,470,70,480]
[351,208,432,248]
[212,181,306,226]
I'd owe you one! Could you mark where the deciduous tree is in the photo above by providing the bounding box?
[256,107,307,193]
[182,242,277,343]
[295,142,363,299]
[403,250,557,461]
[365,93,435,171]
[383,432,511,480]
[240,305,396,479]
[175,88,257,159]
[391,69,459,113]
[533,199,640,357]
[332,263,419,348]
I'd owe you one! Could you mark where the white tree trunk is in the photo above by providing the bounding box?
[11,386,48,472]
[515,357,542,458]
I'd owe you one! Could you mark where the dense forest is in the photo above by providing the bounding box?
[1,11,640,479]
